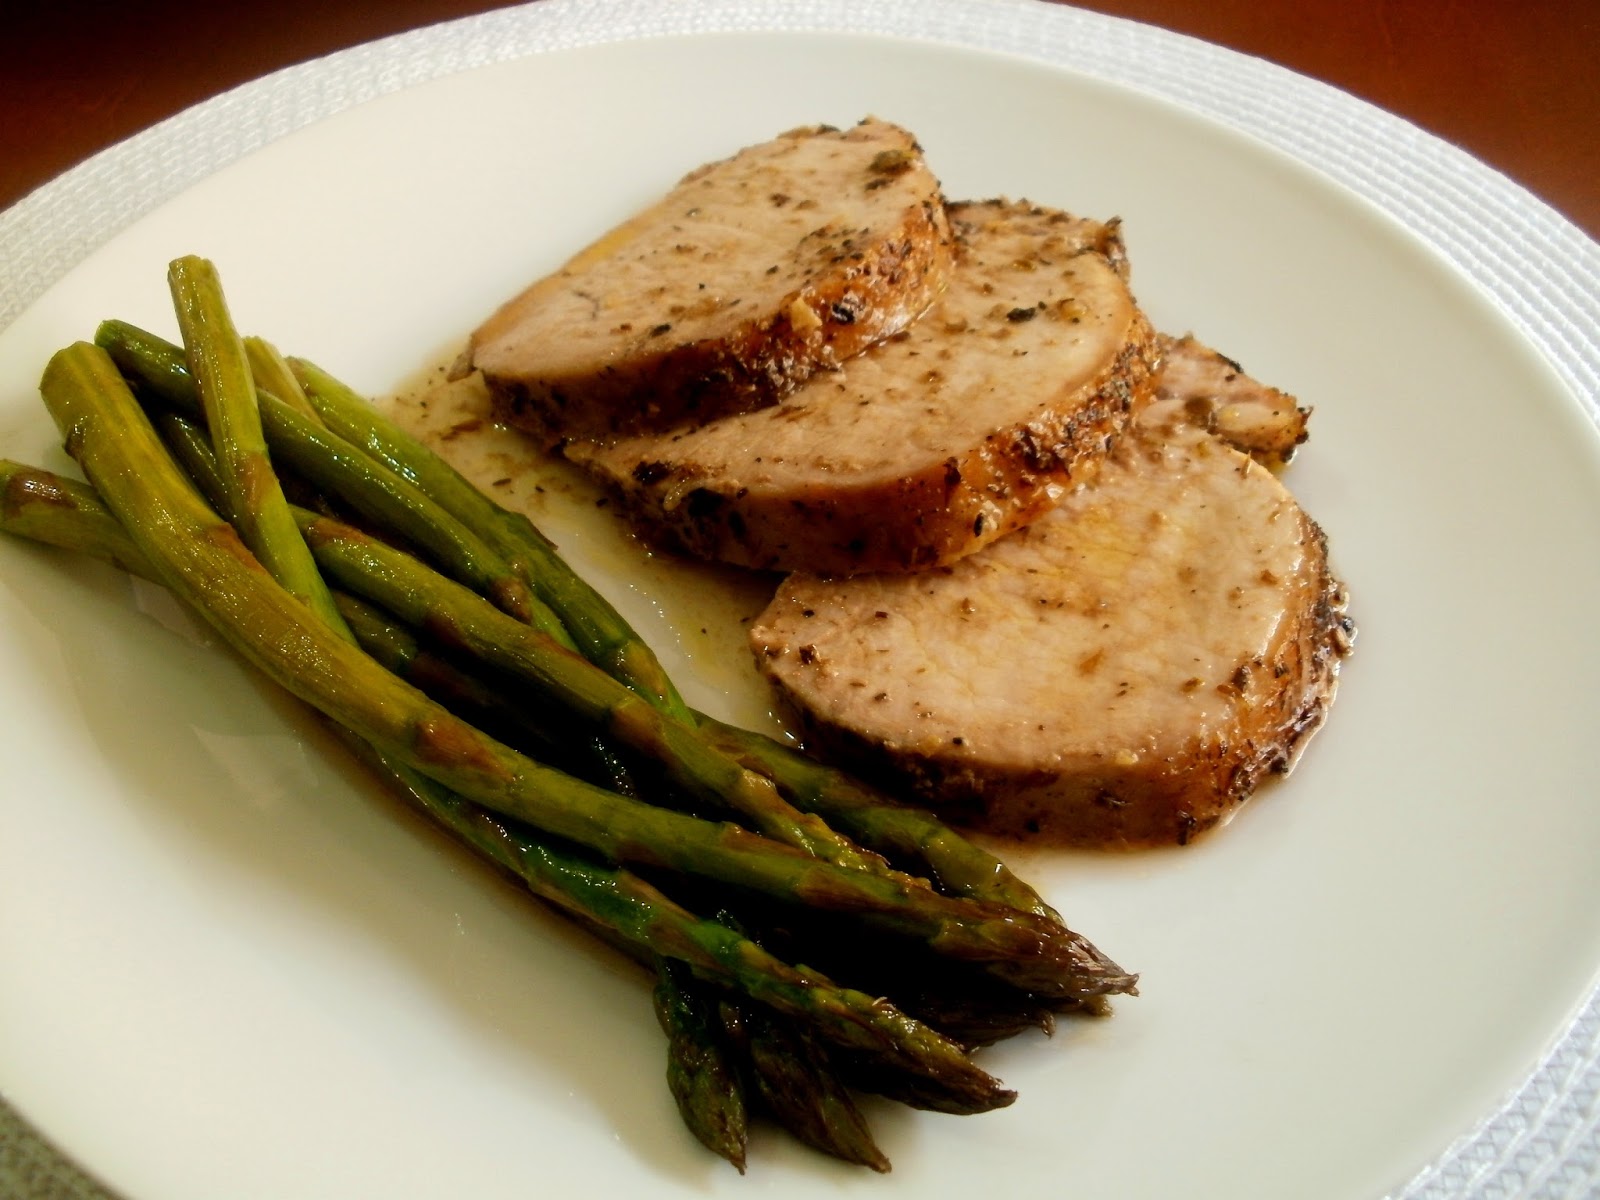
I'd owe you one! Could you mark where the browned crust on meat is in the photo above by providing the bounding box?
[1145,332,1311,465]
[475,121,957,442]
[922,531,1346,848]
[614,316,1155,575]
[487,197,954,443]
[771,522,1350,849]
[749,412,1355,850]
[560,197,1158,575]
[955,198,1130,279]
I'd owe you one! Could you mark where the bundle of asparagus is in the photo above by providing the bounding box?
[0,257,1136,1173]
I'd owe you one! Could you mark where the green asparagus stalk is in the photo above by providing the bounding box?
[1,460,154,577]
[0,459,549,786]
[230,463,871,865]
[712,909,890,1171]
[756,925,1070,1051]
[306,502,1060,923]
[286,353,692,723]
[0,460,516,774]
[694,714,1063,921]
[329,590,639,798]
[96,316,668,713]
[0,451,621,798]
[174,281,689,1103]
[97,319,562,642]
[654,962,749,1171]
[159,401,647,804]
[243,335,321,423]
[292,505,893,871]
[728,999,890,1173]
[326,719,1012,1114]
[168,256,344,630]
[43,341,1127,1008]
[153,409,233,512]
[236,480,1052,927]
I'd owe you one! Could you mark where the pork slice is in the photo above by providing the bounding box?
[471,118,955,442]
[749,423,1352,849]
[1145,333,1310,464]
[562,199,1156,575]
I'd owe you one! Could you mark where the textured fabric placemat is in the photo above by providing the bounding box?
[2,2,1596,1196]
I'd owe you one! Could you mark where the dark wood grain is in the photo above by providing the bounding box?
[3,0,1597,238]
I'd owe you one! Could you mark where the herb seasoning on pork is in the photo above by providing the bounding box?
[750,401,1352,848]
[472,118,956,442]
[562,199,1156,575]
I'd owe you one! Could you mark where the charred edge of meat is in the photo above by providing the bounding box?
[486,199,956,445]
[951,199,1128,278]
[627,314,1158,577]
[761,518,1353,850]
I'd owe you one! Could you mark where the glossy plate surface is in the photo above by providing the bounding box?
[2,27,1599,1200]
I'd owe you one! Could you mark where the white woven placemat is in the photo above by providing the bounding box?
[2,2,1597,1196]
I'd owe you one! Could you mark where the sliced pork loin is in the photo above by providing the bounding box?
[472,118,956,442]
[562,199,1156,575]
[1146,333,1309,465]
[749,419,1352,849]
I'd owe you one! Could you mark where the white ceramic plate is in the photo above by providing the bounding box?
[3,24,1599,1200]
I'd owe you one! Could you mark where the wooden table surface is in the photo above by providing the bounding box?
[4,0,1598,241]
